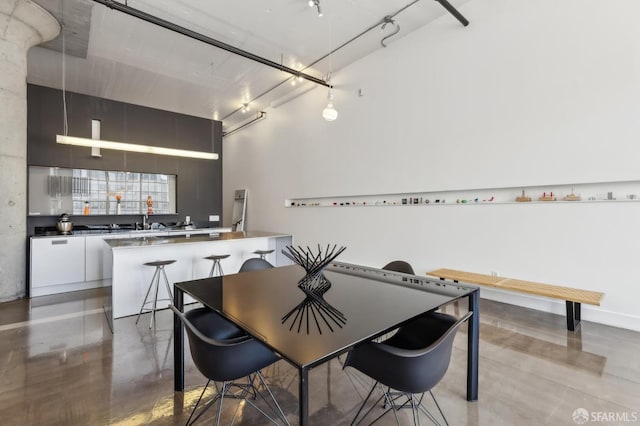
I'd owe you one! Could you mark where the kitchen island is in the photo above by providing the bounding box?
[104,230,293,330]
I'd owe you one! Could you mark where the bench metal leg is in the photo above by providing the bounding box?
[566,301,581,332]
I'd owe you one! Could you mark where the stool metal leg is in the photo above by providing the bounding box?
[161,266,173,301]
[136,267,160,325]
[209,259,224,277]
[137,264,174,329]
[150,266,162,329]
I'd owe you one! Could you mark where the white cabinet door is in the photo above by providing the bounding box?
[85,235,126,281]
[30,237,86,288]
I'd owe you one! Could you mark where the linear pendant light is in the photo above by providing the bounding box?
[56,134,219,160]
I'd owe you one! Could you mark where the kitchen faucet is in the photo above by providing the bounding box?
[142,213,149,230]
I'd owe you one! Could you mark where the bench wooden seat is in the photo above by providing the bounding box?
[427,268,604,331]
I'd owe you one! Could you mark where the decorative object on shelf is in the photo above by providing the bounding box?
[281,244,347,334]
[564,189,582,201]
[286,179,640,208]
[538,191,556,201]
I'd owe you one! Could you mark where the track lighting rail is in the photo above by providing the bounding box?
[222,111,267,137]
[223,0,469,120]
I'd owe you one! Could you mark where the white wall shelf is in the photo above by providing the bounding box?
[285,180,640,208]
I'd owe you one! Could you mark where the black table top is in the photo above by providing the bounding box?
[175,261,475,369]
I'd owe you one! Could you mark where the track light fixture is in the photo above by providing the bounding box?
[308,0,323,17]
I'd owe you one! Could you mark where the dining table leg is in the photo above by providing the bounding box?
[299,367,309,426]
[467,288,479,401]
[174,287,184,392]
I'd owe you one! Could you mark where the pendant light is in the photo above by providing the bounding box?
[322,90,338,121]
[322,6,338,121]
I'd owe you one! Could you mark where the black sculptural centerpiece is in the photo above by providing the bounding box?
[281,244,347,334]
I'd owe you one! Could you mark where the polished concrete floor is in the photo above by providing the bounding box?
[0,289,638,425]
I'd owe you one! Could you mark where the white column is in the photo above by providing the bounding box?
[0,0,59,301]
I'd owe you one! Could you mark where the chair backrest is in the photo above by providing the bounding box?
[382,260,415,275]
[170,306,279,382]
[346,311,472,394]
[239,257,274,272]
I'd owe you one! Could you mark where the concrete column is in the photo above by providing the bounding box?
[0,1,59,301]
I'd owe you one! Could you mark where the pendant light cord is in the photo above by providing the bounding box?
[61,0,68,136]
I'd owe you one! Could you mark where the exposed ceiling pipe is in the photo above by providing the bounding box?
[434,0,469,26]
[90,0,331,88]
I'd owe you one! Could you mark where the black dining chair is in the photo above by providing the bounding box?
[239,257,274,272]
[376,261,417,342]
[170,305,289,426]
[382,260,415,275]
[344,311,472,426]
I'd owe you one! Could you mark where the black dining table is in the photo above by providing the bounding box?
[173,261,479,425]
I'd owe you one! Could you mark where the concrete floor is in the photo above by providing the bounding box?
[0,289,638,425]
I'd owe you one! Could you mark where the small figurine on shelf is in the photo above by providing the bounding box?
[563,188,581,201]
[146,195,153,215]
[538,191,557,201]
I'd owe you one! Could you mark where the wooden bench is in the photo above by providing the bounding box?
[426,268,604,331]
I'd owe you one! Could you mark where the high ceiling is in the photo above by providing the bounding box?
[28,0,470,131]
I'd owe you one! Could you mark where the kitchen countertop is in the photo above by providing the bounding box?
[105,230,290,249]
[32,227,231,238]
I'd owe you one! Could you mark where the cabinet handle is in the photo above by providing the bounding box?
[51,240,68,245]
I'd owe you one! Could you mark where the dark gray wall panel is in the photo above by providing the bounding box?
[26,84,223,233]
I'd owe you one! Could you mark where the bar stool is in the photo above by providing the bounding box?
[136,259,176,329]
[204,254,230,277]
[253,249,274,260]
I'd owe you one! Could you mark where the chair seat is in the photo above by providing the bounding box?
[144,259,176,267]
[204,254,230,261]
[253,249,274,255]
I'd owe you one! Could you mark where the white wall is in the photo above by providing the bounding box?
[223,0,640,331]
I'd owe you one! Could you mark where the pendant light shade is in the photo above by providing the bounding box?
[322,102,338,121]
[322,90,338,121]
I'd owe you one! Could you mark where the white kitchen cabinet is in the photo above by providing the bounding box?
[85,234,127,281]
[30,237,86,288]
